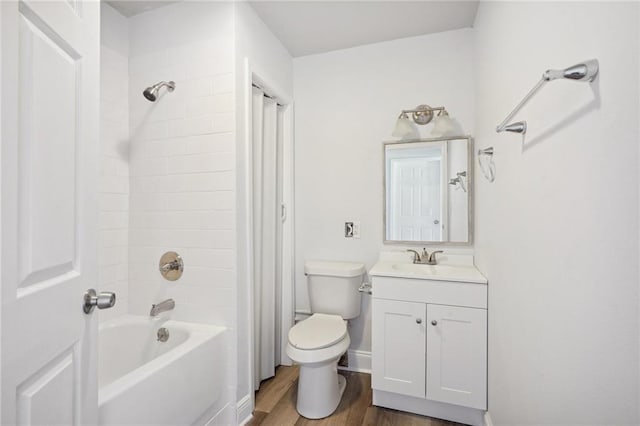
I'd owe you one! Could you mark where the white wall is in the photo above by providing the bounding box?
[99,3,129,322]
[234,1,293,413]
[293,29,475,353]
[473,2,639,424]
[127,3,237,423]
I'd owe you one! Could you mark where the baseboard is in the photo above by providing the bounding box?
[338,349,371,374]
[484,411,494,426]
[237,394,253,426]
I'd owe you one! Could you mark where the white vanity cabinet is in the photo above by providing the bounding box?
[370,272,488,426]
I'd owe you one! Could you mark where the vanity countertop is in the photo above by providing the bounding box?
[369,251,487,284]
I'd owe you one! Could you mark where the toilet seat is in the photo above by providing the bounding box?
[288,314,347,350]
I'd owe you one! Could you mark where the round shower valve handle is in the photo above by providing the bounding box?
[83,289,116,314]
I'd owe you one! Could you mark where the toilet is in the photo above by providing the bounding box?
[286,260,365,419]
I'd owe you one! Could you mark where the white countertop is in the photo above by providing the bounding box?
[369,251,488,284]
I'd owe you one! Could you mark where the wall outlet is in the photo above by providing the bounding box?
[345,221,360,238]
[345,222,354,238]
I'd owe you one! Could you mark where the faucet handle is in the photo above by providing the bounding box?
[406,249,421,263]
[421,248,429,257]
[428,250,444,264]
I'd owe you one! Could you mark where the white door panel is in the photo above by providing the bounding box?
[426,304,487,410]
[372,299,426,398]
[2,0,100,424]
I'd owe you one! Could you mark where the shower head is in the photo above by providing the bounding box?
[142,81,176,102]
[543,59,599,82]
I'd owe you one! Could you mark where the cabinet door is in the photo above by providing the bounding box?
[372,299,426,398]
[426,304,487,409]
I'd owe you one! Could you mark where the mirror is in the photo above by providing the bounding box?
[384,136,472,245]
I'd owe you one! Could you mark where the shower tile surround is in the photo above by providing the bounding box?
[99,2,237,423]
[99,4,130,322]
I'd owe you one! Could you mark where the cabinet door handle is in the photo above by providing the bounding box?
[431,320,438,326]
[416,318,422,324]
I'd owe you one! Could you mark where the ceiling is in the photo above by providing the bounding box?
[249,1,479,57]
[105,1,479,57]
[106,1,180,17]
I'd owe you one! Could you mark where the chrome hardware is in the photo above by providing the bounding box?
[157,327,170,342]
[496,59,599,135]
[83,289,116,314]
[426,250,443,265]
[478,147,494,156]
[159,251,183,281]
[407,248,444,265]
[406,249,422,263]
[416,318,422,324]
[478,147,496,183]
[431,320,438,326]
[358,282,372,295]
[150,298,175,317]
[434,219,440,225]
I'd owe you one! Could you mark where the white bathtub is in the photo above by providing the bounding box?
[98,315,226,426]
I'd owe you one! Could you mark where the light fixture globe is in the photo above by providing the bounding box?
[431,110,462,137]
[392,113,417,138]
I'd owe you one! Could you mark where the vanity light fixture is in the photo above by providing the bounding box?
[392,104,461,138]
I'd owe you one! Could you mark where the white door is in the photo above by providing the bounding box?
[426,304,487,410]
[389,157,442,241]
[372,298,426,398]
[1,0,101,424]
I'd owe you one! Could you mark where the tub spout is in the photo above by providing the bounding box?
[150,299,175,317]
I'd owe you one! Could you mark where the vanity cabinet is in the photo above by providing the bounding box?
[370,274,487,425]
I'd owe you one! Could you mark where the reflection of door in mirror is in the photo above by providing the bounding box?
[387,142,445,241]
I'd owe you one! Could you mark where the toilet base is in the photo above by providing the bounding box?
[296,361,347,419]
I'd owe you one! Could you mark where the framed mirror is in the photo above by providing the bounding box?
[384,136,472,245]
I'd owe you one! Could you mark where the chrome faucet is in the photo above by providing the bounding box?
[406,249,444,265]
[150,299,175,317]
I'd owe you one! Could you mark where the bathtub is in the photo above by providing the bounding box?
[98,315,226,426]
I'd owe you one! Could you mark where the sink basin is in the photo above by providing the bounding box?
[370,261,487,284]
[391,263,459,274]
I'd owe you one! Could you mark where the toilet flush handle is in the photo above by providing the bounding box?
[358,282,372,295]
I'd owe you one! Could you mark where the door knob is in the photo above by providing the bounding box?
[83,289,116,314]
[431,320,438,326]
[416,318,422,324]
[434,219,440,224]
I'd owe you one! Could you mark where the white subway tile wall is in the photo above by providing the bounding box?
[127,2,236,332]
[99,4,238,422]
[99,5,130,322]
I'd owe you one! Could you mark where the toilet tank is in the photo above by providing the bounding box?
[305,260,366,320]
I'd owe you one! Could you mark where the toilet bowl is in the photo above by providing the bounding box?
[286,314,351,419]
[286,260,365,419]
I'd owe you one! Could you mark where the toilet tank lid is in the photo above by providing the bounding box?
[304,260,365,277]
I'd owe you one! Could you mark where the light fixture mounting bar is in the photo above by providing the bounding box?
[401,106,445,114]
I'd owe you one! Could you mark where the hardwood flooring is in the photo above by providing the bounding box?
[248,366,462,426]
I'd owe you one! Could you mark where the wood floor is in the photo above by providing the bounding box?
[248,366,462,426]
